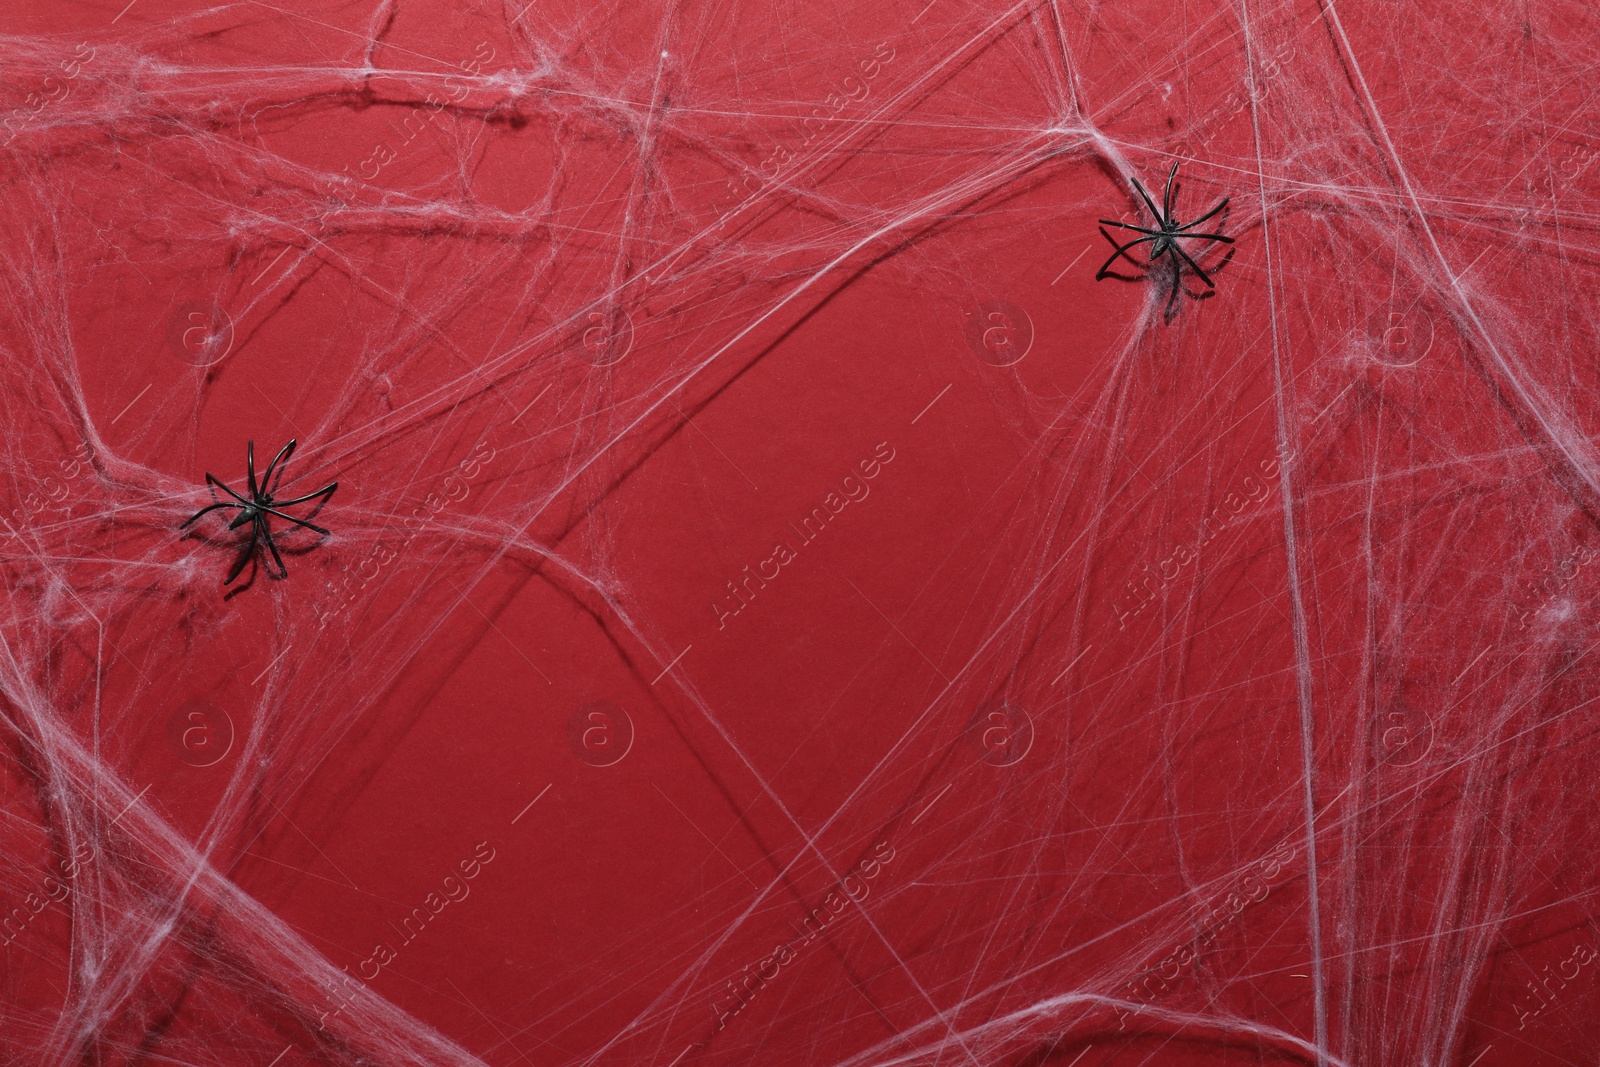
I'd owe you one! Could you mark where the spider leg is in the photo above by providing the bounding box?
[270,481,338,508]
[179,500,243,528]
[206,474,254,508]
[1172,242,1216,288]
[1175,197,1229,231]
[1095,231,1159,279]
[259,439,298,498]
[1098,219,1163,235]
[261,517,289,578]
[1177,231,1234,244]
[1162,161,1180,220]
[257,505,331,537]
[1129,174,1165,226]
[224,534,256,585]
[245,441,260,500]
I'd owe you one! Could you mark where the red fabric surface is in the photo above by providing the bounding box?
[1,0,1597,1065]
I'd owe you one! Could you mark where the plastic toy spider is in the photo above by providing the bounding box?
[1094,161,1234,317]
[180,439,337,584]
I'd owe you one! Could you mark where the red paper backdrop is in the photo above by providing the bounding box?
[1,0,1598,1065]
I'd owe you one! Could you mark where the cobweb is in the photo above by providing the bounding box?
[0,0,1597,1064]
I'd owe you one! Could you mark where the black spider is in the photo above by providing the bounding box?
[1094,161,1234,317]
[181,439,337,584]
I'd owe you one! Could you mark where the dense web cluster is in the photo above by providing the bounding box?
[0,0,1598,1065]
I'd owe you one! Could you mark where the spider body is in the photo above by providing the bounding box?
[1094,161,1234,317]
[181,439,337,584]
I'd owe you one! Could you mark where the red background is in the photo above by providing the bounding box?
[1,0,1598,1065]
